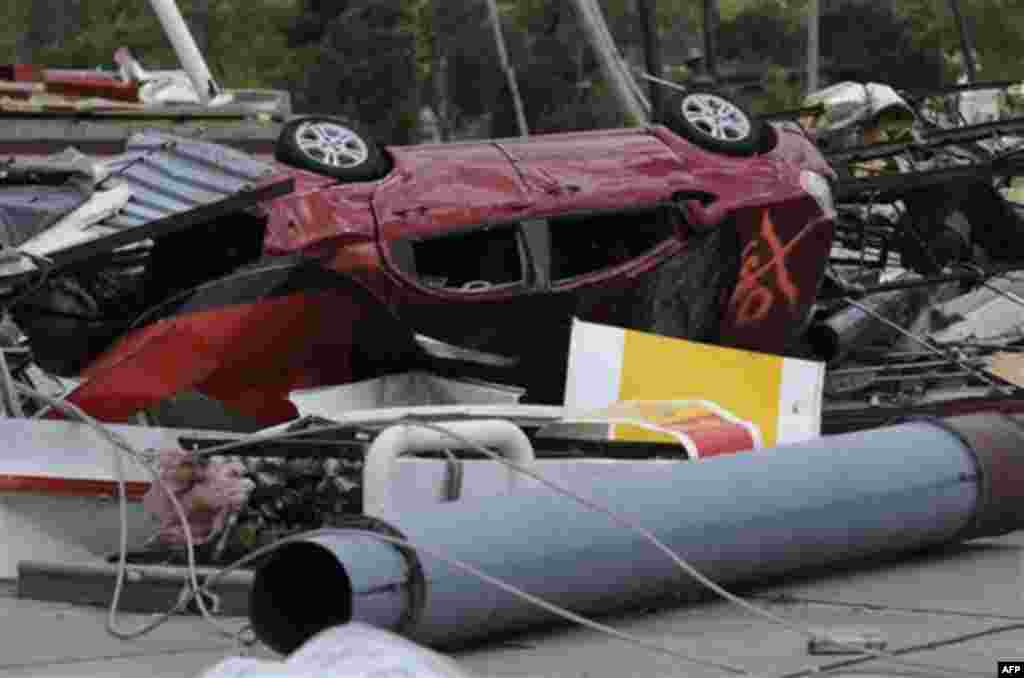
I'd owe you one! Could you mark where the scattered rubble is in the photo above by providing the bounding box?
[4,17,1024,674]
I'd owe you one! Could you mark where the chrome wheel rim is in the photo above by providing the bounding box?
[681,93,752,142]
[294,120,369,168]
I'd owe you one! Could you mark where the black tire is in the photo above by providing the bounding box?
[633,224,741,343]
[661,89,762,156]
[274,115,390,181]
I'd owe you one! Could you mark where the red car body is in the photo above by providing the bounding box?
[65,123,836,426]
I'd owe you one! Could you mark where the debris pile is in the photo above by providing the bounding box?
[2,56,1024,677]
[797,79,1024,431]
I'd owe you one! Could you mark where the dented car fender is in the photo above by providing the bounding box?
[65,256,423,425]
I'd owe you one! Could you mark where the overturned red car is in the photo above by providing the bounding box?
[0,90,837,425]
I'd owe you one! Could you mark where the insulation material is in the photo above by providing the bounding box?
[143,448,253,545]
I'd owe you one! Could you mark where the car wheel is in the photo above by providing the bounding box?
[274,115,389,181]
[635,224,740,343]
[662,90,762,156]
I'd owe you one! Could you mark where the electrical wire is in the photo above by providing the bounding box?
[8,383,242,643]
[775,621,1024,678]
[755,593,1024,622]
[4,387,748,672]
[956,263,1024,312]
[381,419,987,678]
[843,297,1014,393]
[197,416,992,676]
[197,526,751,676]
[1,385,1000,677]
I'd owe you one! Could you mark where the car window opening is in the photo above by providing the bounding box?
[395,224,525,291]
[548,207,676,282]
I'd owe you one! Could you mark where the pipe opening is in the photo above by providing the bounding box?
[250,541,353,654]
[805,323,840,363]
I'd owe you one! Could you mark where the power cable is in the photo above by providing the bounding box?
[3,383,999,677]
[374,419,987,678]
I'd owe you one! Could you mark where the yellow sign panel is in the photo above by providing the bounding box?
[563,320,824,449]
[618,328,784,445]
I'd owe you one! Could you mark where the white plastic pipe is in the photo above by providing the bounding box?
[362,419,535,520]
[147,0,222,104]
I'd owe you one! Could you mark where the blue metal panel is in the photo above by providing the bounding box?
[95,132,279,234]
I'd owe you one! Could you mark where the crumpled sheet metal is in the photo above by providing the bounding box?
[931,275,1024,344]
[0,184,90,248]
[0,132,282,256]
[143,448,253,546]
[98,131,280,231]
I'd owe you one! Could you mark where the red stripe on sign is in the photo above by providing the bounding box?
[0,475,150,501]
[686,424,757,458]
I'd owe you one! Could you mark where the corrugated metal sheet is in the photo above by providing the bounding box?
[98,131,280,230]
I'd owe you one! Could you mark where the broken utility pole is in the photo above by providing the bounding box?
[568,0,649,124]
[637,0,664,119]
[702,0,719,83]
[948,0,977,82]
[431,0,451,141]
[484,0,529,137]
[807,0,820,94]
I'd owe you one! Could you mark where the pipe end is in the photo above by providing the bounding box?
[250,541,353,655]
[804,323,840,364]
[936,414,1024,540]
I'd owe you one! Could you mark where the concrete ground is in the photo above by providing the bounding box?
[0,530,1020,678]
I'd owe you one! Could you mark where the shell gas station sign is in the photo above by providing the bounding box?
[557,319,825,458]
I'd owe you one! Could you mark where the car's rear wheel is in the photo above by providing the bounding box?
[275,115,390,181]
[662,90,762,156]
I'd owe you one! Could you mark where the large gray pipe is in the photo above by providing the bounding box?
[250,413,1024,654]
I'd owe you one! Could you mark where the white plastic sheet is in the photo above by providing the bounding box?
[199,623,473,678]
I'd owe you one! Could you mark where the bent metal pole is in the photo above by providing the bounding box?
[147,0,222,103]
[250,413,1024,653]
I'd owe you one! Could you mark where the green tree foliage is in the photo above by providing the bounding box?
[717,0,945,102]
[718,2,800,66]
[0,2,30,60]
[896,0,1024,82]
[820,1,943,88]
[5,0,1024,142]
[492,2,626,135]
[18,0,299,89]
[285,0,421,143]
